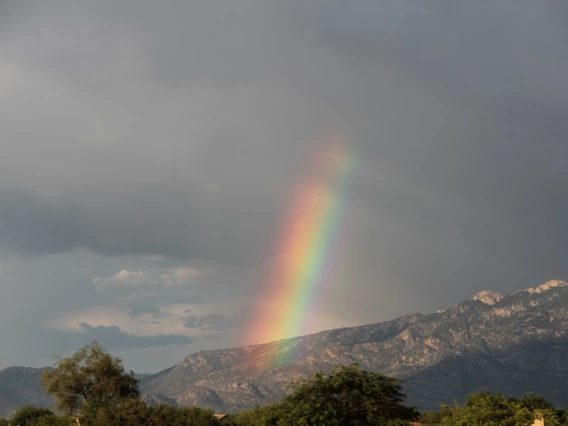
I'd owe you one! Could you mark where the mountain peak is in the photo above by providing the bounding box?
[470,290,504,305]
[525,279,568,294]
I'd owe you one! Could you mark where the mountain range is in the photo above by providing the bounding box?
[0,367,53,418]
[2,280,567,416]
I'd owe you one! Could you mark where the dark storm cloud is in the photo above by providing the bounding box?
[264,0,568,302]
[0,186,201,260]
[0,184,278,265]
[0,0,565,281]
[0,189,87,255]
[0,0,567,372]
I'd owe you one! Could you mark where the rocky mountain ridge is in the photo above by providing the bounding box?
[1,280,567,415]
[140,280,568,412]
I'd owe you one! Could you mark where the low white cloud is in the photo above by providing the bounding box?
[45,300,240,341]
[114,269,142,280]
[93,269,153,288]
[94,266,209,290]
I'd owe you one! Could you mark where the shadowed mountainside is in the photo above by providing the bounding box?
[0,367,53,418]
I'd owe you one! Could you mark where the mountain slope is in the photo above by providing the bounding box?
[140,280,568,412]
[0,367,53,417]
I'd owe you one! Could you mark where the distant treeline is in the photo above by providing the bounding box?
[1,341,565,426]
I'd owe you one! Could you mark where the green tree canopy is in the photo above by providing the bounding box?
[2,405,73,426]
[228,403,285,426]
[421,392,568,426]
[519,393,554,412]
[40,341,139,419]
[85,398,221,426]
[10,406,55,426]
[279,363,416,425]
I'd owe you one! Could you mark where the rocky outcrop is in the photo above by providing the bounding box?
[471,290,504,305]
[524,279,568,294]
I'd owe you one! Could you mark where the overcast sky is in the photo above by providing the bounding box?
[0,0,567,373]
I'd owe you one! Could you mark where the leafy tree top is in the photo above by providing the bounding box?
[41,341,139,416]
[280,363,416,425]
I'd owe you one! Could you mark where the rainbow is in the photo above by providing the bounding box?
[245,140,356,368]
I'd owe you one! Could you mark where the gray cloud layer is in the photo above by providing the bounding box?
[0,0,566,371]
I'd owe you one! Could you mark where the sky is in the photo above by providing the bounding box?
[0,0,567,374]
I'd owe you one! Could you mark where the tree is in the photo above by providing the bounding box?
[428,392,568,426]
[438,392,524,426]
[70,397,222,426]
[278,363,416,425]
[228,403,286,426]
[419,411,442,425]
[41,341,139,420]
[30,416,75,426]
[519,393,554,412]
[11,405,56,426]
